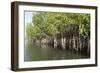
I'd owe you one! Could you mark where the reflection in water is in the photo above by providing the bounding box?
[24,41,90,61]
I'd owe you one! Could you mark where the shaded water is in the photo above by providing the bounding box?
[24,42,90,61]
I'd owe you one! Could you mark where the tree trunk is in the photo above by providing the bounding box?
[72,35,76,50]
[39,38,42,47]
[54,36,57,48]
[61,36,66,50]
[87,37,90,54]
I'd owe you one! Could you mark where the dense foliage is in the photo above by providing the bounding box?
[26,12,90,53]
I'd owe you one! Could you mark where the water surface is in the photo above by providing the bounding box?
[24,42,90,61]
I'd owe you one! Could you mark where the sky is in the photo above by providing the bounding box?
[24,11,33,27]
[24,11,35,37]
